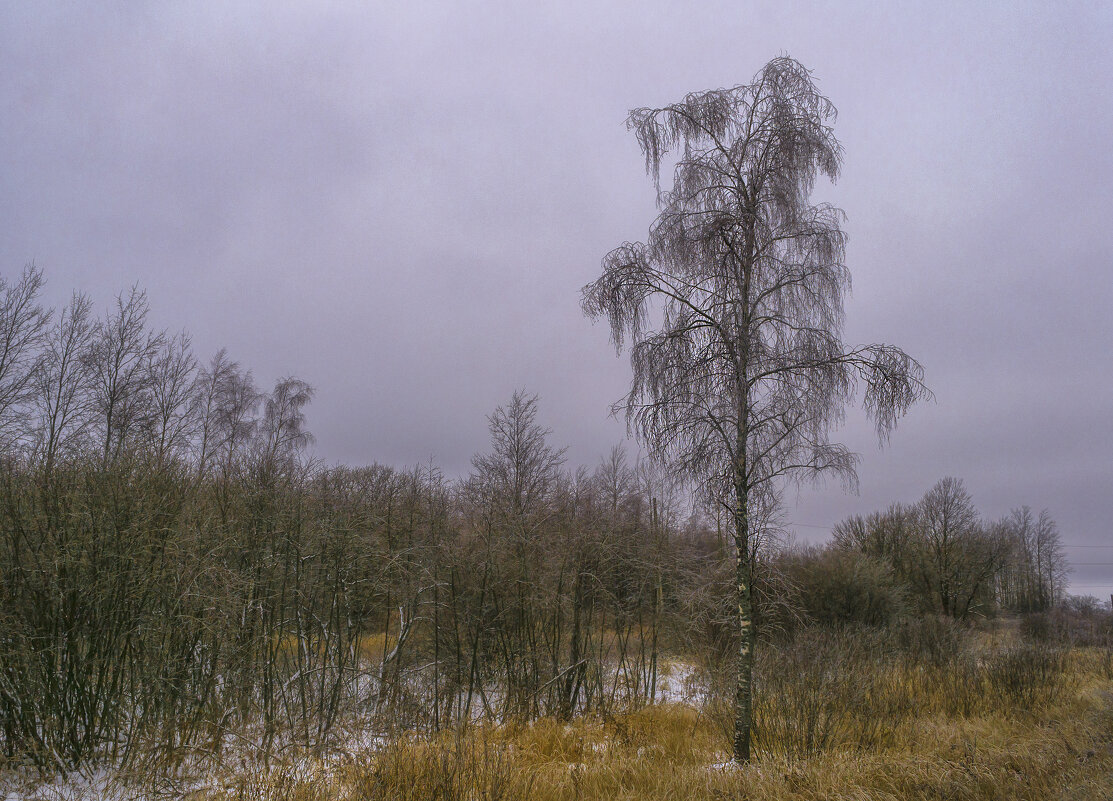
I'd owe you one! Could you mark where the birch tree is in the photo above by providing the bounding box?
[582,56,929,762]
[256,376,315,481]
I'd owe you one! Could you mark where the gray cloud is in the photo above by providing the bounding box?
[2,0,1111,594]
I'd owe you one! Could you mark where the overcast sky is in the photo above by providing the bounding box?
[2,1,1111,596]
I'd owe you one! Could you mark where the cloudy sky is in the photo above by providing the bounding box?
[2,1,1111,596]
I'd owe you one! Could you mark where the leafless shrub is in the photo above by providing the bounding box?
[984,642,1073,708]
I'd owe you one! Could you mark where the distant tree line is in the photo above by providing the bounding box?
[779,477,1068,631]
[0,266,1066,771]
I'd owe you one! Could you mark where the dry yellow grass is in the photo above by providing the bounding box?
[191,648,1113,801]
[355,631,394,663]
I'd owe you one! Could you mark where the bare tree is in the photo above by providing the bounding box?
[466,391,567,717]
[1001,506,1067,612]
[192,349,238,478]
[582,56,929,762]
[0,265,49,451]
[143,331,198,470]
[913,477,1004,618]
[832,504,916,561]
[256,376,315,481]
[471,390,566,539]
[33,292,95,473]
[89,287,164,468]
[202,356,261,480]
[1033,509,1067,609]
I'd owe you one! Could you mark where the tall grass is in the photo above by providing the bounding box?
[158,620,1112,801]
[6,617,1110,799]
[720,622,1076,760]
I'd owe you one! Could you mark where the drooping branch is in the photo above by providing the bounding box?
[582,56,929,764]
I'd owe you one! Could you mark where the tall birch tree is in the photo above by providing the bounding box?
[582,56,929,762]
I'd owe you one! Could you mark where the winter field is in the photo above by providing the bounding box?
[5,616,1113,801]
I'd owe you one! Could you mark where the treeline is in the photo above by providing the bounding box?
[0,267,1070,771]
[0,267,716,769]
[775,477,1068,632]
[0,400,700,768]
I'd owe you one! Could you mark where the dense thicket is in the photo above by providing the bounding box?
[0,267,1070,770]
[828,479,1068,621]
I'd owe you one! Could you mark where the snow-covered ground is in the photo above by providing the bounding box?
[2,767,165,801]
[653,660,705,704]
[2,660,709,800]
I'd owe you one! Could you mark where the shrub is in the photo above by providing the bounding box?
[894,614,966,667]
[984,642,1072,708]
[1019,612,1052,642]
[748,627,900,758]
[779,546,909,631]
